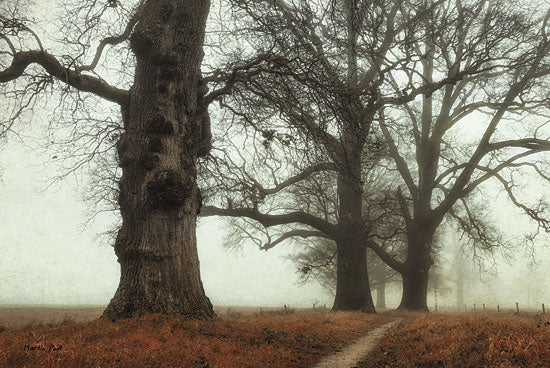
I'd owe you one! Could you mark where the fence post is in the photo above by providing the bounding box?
[516,302,520,314]
[497,304,500,312]
[543,303,546,315]
[284,304,287,313]
[483,303,486,311]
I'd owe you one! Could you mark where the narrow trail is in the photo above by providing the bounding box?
[311,318,404,368]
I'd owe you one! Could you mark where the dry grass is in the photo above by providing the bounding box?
[0,310,392,368]
[0,305,312,328]
[361,312,550,368]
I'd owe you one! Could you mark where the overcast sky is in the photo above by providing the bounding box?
[0,132,333,307]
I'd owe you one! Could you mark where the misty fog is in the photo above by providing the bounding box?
[0,133,331,307]
[1,129,549,310]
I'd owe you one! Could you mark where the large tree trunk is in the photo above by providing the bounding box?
[398,225,434,311]
[398,266,430,311]
[333,235,375,312]
[332,167,376,313]
[102,0,214,321]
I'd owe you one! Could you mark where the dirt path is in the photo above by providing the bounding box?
[311,318,404,368]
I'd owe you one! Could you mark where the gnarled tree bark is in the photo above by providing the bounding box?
[102,0,214,321]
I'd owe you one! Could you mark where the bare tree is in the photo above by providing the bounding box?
[199,0,449,313]
[1,0,215,320]
[201,0,400,312]
[368,0,550,310]
[447,230,490,309]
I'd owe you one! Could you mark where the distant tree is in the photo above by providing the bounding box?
[517,268,547,309]
[1,0,216,320]
[445,228,484,309]
[427,234,453,310]
[370,255,400,309]
[369,1,550,310]
[450,239,467,309]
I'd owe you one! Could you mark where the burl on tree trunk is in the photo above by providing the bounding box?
[102,0,214,321]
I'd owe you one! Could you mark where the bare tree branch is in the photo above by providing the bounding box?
[77,0,145,72]
[365,239,405,273]
[248,162,338,196]
[0,50,129,105]
[200,205,339,239]
[261,229,331,251]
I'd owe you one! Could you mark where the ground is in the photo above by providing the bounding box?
[0,306,391,367]
[361,311,550,368]
[0,306,549,367]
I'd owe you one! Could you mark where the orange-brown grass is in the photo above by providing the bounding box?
[362,313,550,368]
[0,311,392,368]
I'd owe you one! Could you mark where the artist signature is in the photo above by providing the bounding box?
[23,344,63,352]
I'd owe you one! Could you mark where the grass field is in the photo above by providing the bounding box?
[0,307,392,367]
[0,305,306,328]
[1,306,550,367]
[361,311,550,368]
